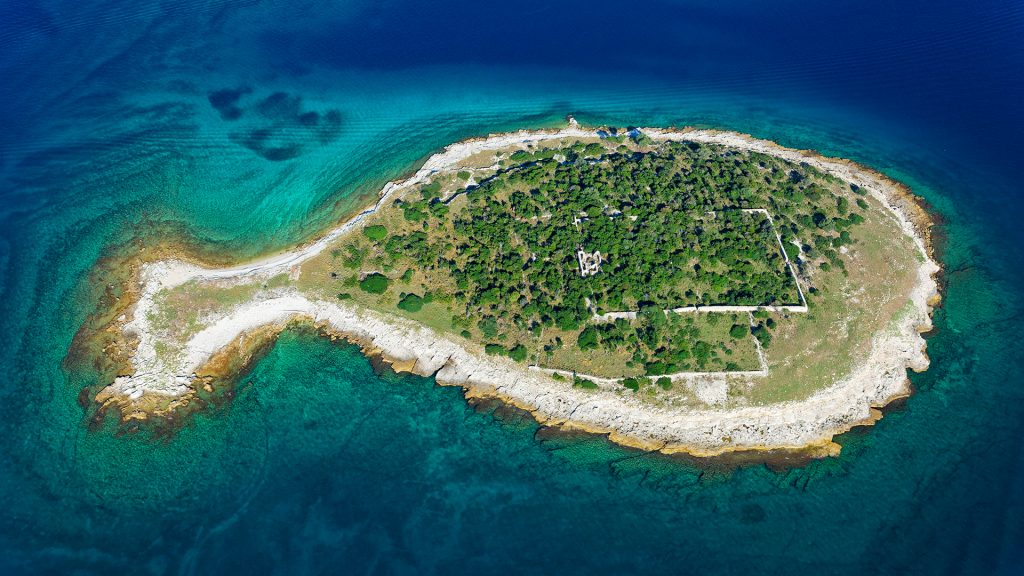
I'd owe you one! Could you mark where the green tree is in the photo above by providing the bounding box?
[729,324,748,339]
[478,317,499,338]
[397,293,424,312]
[577,326,599,351]
[359,273,390,294]
[508,344,528,362]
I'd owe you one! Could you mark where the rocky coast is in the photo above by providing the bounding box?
[86,121,941,458]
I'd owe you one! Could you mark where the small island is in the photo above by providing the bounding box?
[70,120,940,458]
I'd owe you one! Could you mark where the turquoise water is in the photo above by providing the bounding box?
[1,0,1023,573]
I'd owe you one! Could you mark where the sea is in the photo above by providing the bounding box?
[0,0,1022,574]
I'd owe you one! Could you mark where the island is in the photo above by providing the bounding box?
[67,120,940,459]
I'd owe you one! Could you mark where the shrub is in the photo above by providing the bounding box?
[644,361,667,376]
[363,225,388,242]
[457,170,471,180]
[693,341,712,363]
[754,327,772,349]
[336,292,352,300]
[397,293,424,312]
[429,201,449,217]
[729,324,749,339]
[359,273,390,294]
[420,181,442,198]
[656,376,672,390]
[478,317,499,338]
[632,132,653,146]
[403,206,427,221]
[507,344,528,362]
[621,377,642,391]
[342,245,365,269]
[837,196,849,215]
[783,242,801,261]
[577,326,599,351]
[484,343,506,356]
[573,377,598,390]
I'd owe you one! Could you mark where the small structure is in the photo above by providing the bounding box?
[576,247,603,277]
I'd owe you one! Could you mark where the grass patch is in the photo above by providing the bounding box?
[363,225,388,242]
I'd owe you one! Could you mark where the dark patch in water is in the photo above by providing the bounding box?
[208,86,252,120]
[317,109,344,144]
[261,145,302,161]
[255,91,302,120]
[215,88,346,161]
[740,503,766,524]
[231,129,303,162]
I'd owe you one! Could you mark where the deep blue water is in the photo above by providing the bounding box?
[1,0,1023,574]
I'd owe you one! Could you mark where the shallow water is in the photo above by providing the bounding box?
[1,0,1023,574]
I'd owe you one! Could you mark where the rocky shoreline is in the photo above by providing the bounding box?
[80,121,941,458]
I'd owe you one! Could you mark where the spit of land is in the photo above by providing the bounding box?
[71,120,940,458]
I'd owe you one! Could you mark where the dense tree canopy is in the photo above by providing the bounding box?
[335,139,867,375]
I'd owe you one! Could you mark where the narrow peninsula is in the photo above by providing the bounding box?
[71,120,940,458]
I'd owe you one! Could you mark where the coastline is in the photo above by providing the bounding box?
[78,120,941,459]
